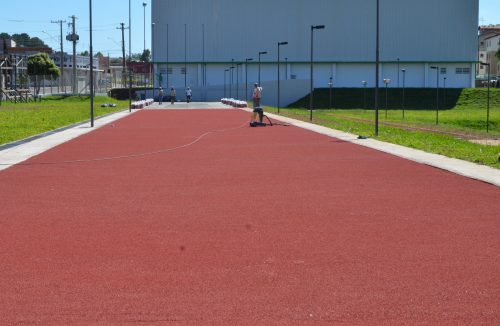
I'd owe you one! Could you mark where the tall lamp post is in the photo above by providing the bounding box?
[383,78,391,118]
[443,76,447,108]
[89,0,94,126]
[285,57,288,80]
[151,22,155,89]
[277,41,288,113]
[258,51,267,86]
[430,66,439,125]
[375,0,380,135]
[480,62,491,132]
[309,24,325,121]
[362,80,367,108]
[236,62,242,99]
[224,69,229,98]
[328,77,333,110]
[401,69,406,119]
[128,0,132,112]
[229,65,234,98]
[142,2,147,53]
[245,58,253,102]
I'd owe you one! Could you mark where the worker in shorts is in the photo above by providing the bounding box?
[170,87,176,104]
[251,83,264,123]
[186,87,192,103]
[157,87,164,104]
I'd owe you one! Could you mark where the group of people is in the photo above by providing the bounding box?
[155,82,265,124]
[157,87,192,105]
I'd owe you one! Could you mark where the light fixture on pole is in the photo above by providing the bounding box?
[236,62,242,99]
[309,24,325,121]
[277,41,288,113]
[258,51,267,86]
[480,62,491,132]
[362,80,367,109]
[245,58,253,102]
[430,66,439,125]
[375,0,380,135]
[328,77,333,110]
[142,2,147,53]
[229,65,234,98]
[89,0,94,126]
[151,22,155,89]
[224,69,229,98]
[401,69,406,119]
[383,78,391,118]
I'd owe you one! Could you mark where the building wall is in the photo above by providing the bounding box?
[152,0,479,98]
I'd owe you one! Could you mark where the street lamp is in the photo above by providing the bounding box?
[383,78,391,118]
[480,62,491,132]
[285,57,288,80]
[142,2,147,53]
[328,77,333,110]
[236,62,242,99]
[401,69,406,119]
[89,0,94,126]
[362,80,367,108]
[430,66,439,125]
[375,0,380,135]
[229,65,234,98]
[224,69,229,98]
[245,58,253,102]
[443,76,447,108]
[310,24,325,121]
[128,0,132,112]
[151,22,155,89]
[277,41,288,113]
[258,51,267,86]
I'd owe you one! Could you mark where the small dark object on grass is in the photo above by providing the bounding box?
[101,103,117,108]
[357,135,368,139]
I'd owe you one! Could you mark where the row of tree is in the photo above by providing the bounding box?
[0,32,49,48]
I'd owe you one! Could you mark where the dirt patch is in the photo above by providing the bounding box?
[469,139,500,146]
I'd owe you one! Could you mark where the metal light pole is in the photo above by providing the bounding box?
[430,66,439,125]
[184,24,187,89]
[285,57,288,80]
[310,25,325,121]
[229,65,234,98]
[236,62,242,99]
[397,58,400,87]
[258,51,267,86]
[401,69,406,119]
[481,62,491,132]
[245,58,253,102]
[277,41,288,113]
[142,2,147,53]
[375,0,380,135]
[443,76,447,108]
[128,0,132,112]
[383,78,391,118]
[224,69,229,98]
[89,0,94,126]
[328,77,333,110]
[362,80,367,108]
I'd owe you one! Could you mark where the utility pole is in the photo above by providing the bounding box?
[51,19,66,93]
[117,23,128,88]
[67,16,79,94]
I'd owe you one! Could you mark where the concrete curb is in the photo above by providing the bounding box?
[243,108,500,187]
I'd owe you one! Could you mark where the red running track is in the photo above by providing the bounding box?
[0,109,499,325]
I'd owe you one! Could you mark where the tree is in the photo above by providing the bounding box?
[27,53,60,95]
[496,48,500,61]
[140,49,151,63]
[80,50,90,56]
[95,51,104,58]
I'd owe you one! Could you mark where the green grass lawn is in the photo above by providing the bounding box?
[0,96,129,145]
[264,88,500,169]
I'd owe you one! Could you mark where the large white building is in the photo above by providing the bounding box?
[151,0,479,103]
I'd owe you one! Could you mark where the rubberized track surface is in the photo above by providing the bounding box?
[1,109,499,325]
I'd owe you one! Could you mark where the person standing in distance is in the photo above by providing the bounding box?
[170,87,176,105]
[251,83,264,123]
[186,86,192,103]
[157,87,164,104]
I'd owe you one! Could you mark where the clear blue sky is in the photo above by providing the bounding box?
[0,0,499,57]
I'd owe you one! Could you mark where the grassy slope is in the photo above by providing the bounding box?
[0,96,128,145]
[264,88,500,168]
